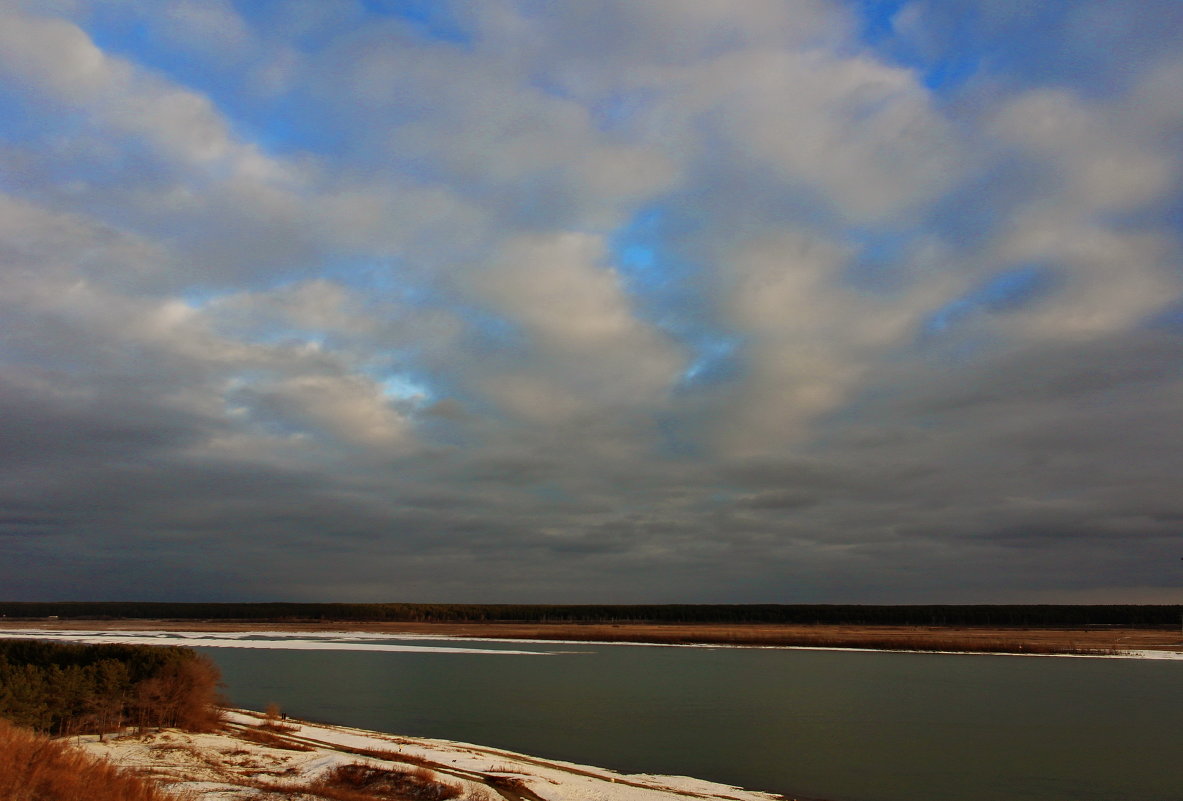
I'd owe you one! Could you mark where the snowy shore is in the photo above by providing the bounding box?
[5,627,1180,659]
[77,709,794,801]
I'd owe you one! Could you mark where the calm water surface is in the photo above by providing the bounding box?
[202,638,1183,801]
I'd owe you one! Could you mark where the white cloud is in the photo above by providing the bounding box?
[0,11,240,166]
[470,232,683,422]
[318,27,677,233]
[979,84,1183,338]
[998,217,1177,338]
[990,88,1176,214]
[236,373,409,449]
[689,48,965,222]
[718,230,959,455]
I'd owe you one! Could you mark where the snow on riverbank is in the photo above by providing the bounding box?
[0,629,550,655]
[75,710,792,801]
[4,628,1181,659]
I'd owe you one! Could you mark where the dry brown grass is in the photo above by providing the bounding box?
[236,726,315,751]
[250,762,462,801]
[342,746,443,771]
[0,718,190,801]
[371,622,1132,655]
[9,619,1176,654]
[484,775,534,797]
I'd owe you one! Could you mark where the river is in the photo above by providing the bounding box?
[188,633,1183,801]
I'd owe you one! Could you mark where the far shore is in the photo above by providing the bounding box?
[2,618,1180,655]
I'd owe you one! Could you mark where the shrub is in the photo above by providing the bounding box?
[258,701,297,732]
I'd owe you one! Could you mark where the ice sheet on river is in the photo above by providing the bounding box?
[0,629,548,655]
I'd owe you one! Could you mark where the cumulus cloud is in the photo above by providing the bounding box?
[470,232,682,419]
[0,0,1180,602]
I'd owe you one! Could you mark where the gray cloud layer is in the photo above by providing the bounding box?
[0,1,1180,602]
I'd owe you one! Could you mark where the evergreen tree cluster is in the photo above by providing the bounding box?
[0,640,221,735]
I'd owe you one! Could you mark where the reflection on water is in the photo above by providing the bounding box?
[201,639,1183,801]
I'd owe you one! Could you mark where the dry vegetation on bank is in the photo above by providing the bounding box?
[248,762,469,801]
[0,640,221,801]
[442,623,1131,654]
[6,617,1180,655]
[0,717,189,801]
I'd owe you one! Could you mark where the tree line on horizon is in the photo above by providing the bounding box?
[1,601,1179,627]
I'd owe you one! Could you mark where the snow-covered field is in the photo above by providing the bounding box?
[76,710,791,801]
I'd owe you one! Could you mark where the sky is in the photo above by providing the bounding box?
[0,0,1181,604]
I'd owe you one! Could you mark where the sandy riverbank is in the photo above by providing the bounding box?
[76,709,797,801]
[3,618,1180,655]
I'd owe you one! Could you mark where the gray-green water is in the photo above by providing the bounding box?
[203,639,1183,801]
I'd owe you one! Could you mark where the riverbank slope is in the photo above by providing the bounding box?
[76,709,798,801]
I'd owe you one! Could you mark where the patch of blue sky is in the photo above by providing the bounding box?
[378,373,433,405]
[847,0,980,95]
[459,307,529,355]
[618,242,657,273]
[966,4,1175,99]
[611,203,746,392]
[1146,301,1183,335]
[853,0,909,44]
[918,53,980,92]
[842,227,917,293]
[923,263,1060,337]
[78,11,339,159]
[83,15,228,99]
[361,0,473,46]
[591,90,656,135]
[676,335,744,391]
[1098,183,1183,240]
[226,1,354,51]
[611,205,701,293]
[180,287,238,310]
[923,155,1047,251]
[319,257,434,303]
[236,97,347,159]
[851,0,1181,100]
[0,88,58,148]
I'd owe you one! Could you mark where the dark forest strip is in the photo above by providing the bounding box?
[0,601,1180,627]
